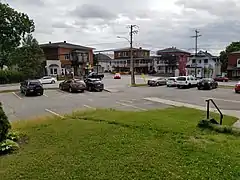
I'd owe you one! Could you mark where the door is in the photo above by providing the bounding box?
[63,80,72,90]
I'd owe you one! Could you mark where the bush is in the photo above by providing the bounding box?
[7,131,20,142]
[0,102,11,142]
[0,139,19,155]
[0,70,25,84]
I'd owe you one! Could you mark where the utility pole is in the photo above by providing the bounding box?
[191,29,201,77]
[129,25,138,85]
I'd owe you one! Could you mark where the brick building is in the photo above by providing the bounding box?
[227,50,240,78]
[40,41,94,76]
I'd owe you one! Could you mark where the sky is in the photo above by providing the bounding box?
[3,0,240,55]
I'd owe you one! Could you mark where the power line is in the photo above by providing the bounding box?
[190,29,202,77]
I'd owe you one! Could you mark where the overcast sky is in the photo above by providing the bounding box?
[4,0,240,55]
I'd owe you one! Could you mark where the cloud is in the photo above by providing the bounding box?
[3,0,240,55]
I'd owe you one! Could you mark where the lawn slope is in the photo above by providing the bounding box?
[0,107,239,180]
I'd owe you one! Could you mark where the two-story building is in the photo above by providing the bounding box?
[40,41,94,76]
[112,47,153,74]
[94,53,113,73]
[186,50,221,78]
[153,47,190,76]
[227,50,240,79]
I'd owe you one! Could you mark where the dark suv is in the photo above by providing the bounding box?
[20,80,44,96]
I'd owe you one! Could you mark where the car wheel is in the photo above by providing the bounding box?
[88,86,92,91]
[235,90,239,93]
[188,84,191,88]
[80,90,84,93]
[156,83,160,86]
[59,85,62,90]
[51,80,55,84]
[177,85,180,89]
[69,87,73,93]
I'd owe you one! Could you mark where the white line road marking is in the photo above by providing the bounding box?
[12,92,22,99]
[119,100,133,103]
[202,97,240,103]
[83,105,96,109]
[45,109,64,118]
[43,94,48,97]
[116,102,147,111]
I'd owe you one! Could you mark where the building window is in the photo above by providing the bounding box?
[64,54,70,60]
[192,59,196,63]
[50,68,58,75]
[204,59,208,63]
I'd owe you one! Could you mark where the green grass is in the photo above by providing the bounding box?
[0,107,240,180]
[130,83,148,87]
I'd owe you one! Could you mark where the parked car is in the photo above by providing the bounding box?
[197,78,218,90]
[59,79,86,93]
[20,80,44,96]
[235,82,240,93]
[87,72,104,80]
[84,78,104,92]
[114,73,121,79]
[176,76,198,88]
[166,77,178,87]
[148,77,167,86]
[214,75,229,82]
[39,76,57,84]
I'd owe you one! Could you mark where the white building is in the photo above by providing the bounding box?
[186,50,221,78]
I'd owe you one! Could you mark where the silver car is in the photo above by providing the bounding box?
[148,77,167,86]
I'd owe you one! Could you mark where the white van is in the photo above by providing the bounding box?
[176,76,198,88]
[167,77,178,87]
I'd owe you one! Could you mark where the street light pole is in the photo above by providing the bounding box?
[117,25,138,85]
[191,29,201,77]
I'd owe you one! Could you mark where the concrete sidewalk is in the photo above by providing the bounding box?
[144,97,240,128]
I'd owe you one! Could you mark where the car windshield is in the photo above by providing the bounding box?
[29,81,41,85]
[177,77,186,81]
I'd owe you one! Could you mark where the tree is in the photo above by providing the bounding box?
[10,34,45,78]
[220,42,240,72]
[0,2,35,68]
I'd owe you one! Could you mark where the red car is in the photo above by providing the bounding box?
[114,73,121,79]
[214,76,229,82]
[235,82,240,93]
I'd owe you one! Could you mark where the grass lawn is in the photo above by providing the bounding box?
[0,107,239,180]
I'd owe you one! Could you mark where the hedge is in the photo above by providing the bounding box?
[0,102,11,142]
[0,70,26,84]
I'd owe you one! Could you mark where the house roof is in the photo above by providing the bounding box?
[40,41,94,50]
[230,50,240,54]
[113,47,150,51]
[157,47,191,55]
[189,50,218,58]
[95,53,113,61]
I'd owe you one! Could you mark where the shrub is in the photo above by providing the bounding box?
[0,70,26,84]
[7,131,20,142]
[0,102,11,142]
[0,139,19,155]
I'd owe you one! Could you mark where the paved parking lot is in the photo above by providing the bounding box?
[0,89,169,121]
[1,80,240,121]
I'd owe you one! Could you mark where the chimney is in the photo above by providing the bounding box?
[49,41,51,44]
[64,41,66,43]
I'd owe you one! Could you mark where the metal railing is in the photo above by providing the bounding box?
[206,99,223,125]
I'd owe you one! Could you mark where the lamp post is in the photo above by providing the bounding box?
[117,36,135,85]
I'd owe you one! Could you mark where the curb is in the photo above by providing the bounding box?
[103,89,112,93]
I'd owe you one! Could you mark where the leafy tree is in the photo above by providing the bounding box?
[220,42,240,72]
[10,34,45,78]
[0,2,35,68]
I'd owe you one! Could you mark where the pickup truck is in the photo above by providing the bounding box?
[86,72,104,80]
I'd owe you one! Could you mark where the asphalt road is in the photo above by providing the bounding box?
[0,82,240,121]
[0,74,237,92]
[0,74,149,92]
